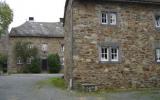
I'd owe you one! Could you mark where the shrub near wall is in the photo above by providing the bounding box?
[28,58,41,73]
[0,54,7,72]
[48,54,61,73]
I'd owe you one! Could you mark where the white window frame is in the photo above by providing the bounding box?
[17,57,23,65]
[28,44,33,49]
[27,57,33,64]
[42,43,48,52]
[155,16,160,28]
[101,12,108,24]
[101,12,117,25]
[100,47,109,61]
[156,49,160,62]
[100,46,119,62]
[111,48,119,62]
[110,13,117,25]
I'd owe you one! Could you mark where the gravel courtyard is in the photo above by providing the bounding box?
[0,74,160,100]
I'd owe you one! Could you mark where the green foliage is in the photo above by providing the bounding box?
[0,53,7,71]
[14,41,39,73]
[48,54,61,73]
[14,41,38,64]
[0,2,13,36]
[24,58,41,73]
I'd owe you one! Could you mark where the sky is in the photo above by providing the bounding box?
[5,0,66,30]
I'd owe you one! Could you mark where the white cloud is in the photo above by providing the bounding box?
[5,0,66,29]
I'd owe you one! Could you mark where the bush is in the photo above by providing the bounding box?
[0,54,7,72]
[29,58,41,73]
[48,54,61,73]
[23,58,41,73]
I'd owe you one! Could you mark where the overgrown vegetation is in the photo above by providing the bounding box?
[48,54,61,73]
[24,58,41,73]
[0,2,13,36]
[14,41,40,73]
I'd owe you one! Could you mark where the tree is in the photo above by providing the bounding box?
[0,2,13,36]
[14,41,39,72]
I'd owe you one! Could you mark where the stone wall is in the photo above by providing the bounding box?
[64,0,74,84]
[8,37,64,73]
[66,0,160,89]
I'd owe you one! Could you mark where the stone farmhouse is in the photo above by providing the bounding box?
[8,19,64,73]
[64,0,160,90]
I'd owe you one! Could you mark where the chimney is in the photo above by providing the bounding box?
[60,18,64,23]
[29,17,34,21]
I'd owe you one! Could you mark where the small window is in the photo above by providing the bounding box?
[101,12,117,25]
[156,49,160,62]
[100,46,119,62]
[42,43,48,52]
[102,12,108,24]
[111,48,119,61]
[155,16,160,28]
[27,57,33,64]
[28,44,33,49]
[61,44,64,52]
[110,13,117,25]
[100,47,109,61]
[17,57,23,65]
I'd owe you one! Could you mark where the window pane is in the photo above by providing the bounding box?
[110,13,117,25]
[101,47,109,61]
[42,44,48,52]
[156,49,160,62]
[156,16,160,27]
[111,48,118,61]
[102,12,108,24]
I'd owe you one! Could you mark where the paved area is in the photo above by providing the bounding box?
[0,74,160,100]
[0,74,102,100]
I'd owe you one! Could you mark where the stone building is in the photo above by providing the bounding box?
[9,20,64,73]
[64,0,160,90]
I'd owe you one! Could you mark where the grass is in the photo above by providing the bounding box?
[36,77,67,90]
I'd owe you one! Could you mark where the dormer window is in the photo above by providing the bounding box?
[101,12,117,25]
[155,16,160,28]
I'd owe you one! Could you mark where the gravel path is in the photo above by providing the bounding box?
[0,74,159,100]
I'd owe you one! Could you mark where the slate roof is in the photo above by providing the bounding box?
[10,21,64,38]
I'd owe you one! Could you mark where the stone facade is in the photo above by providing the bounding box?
[8,37,64,73]
[64,0,160,89]
[8,21,64,73]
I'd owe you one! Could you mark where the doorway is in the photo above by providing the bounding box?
[41,59,48,71]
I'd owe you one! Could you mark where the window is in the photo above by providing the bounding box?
[100,47,109,61]
[156,49,160,62]
[155,16,160,28]
[111,48,119,61]
[17,57,23,65]
[42,43,48,52]
[110,13,117,25]
[61,44,64,52]
[27,57,33,64]
[100,47,119,62]
[28,44,33,49]
[102,12,108,24]
[101,12,117,25]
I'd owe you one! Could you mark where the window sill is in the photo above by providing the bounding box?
[99,61,121,64]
